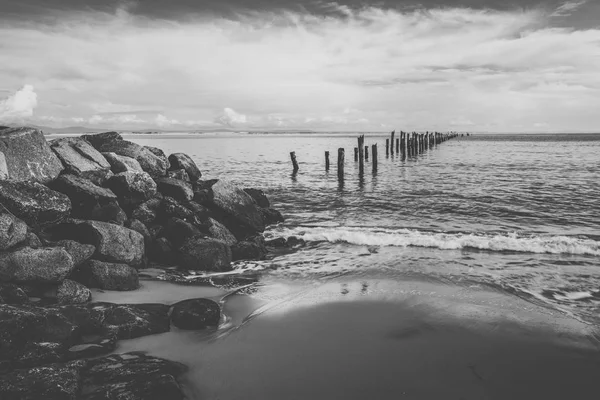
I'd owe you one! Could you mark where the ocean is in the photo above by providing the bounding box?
[125,133,600,327]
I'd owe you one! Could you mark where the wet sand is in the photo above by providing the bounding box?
[96,278,600,400]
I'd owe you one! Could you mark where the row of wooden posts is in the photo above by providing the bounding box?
[291,131,459,179]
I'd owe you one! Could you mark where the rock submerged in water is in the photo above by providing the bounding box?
[178,236,232,271]
[171,298,220,330]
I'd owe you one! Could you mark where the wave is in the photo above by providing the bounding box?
[267,226,600,256]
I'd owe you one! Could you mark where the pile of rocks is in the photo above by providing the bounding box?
[0,126,284,398]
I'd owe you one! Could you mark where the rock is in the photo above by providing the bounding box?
[89,201,127,225]
[54,240,95,267]
[0,127,64,183]
[0,247,74,284]
[102,152,143,173]
[244,188,270,208]
[261,207,285,226]
[49,174,118,220]
[150,238,176,265]
[155,177,193,202]
[170,298,220,330]
[209,180,265,238]
[144,146,170,170]
[192,179,217,204]
[78,220,145,266]
[127,219,152,250]
[56,279,91,304]
[23,232,42,248]
[131,197,161,225]
[0,212,27,251]
[0,180,71,228]
[168,153,201,181]
[265,237,287,247]
[166,168,189,181]
[0,283,29,304]
[232,236,267,261]
[160,196,194,221]
[72,260,139,291]
[106,171,157,207]
[49,137,112,184]
[178,236,232,271]
[162,218,202,249]
[82,133,168,177]
[207,217,237,246]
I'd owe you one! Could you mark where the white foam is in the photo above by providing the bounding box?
[268,226,600,256]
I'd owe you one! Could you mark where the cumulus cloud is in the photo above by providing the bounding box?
[215,108,247,127]
[0,85,38,121]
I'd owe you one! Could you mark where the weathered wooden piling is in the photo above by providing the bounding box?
[395,137,399,154]
[290,151,299,172]
[364,145,369,161]
[337,148,345,180]
[354,147,358,162]
[372,144,377,173]
[325,151,330,171]
[386,139,389,156]
[390,130,395,155]
[400,131,406,158]
[358,135,365,175]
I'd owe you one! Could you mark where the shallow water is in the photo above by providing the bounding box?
[127,132,600,326]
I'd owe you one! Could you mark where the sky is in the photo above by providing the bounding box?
[0,0,599,132]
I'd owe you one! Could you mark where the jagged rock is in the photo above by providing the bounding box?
[0,247,74,284]
[168,153,201,181]
[102,152,143,173]
[78,221,145,266]
[192,179,217,204]
[207,217,237,246]
[244,188,270,208]
[144,146,170,170]
[0,283,29,305]
[162,218,202,249]
[131,197,161,225]
[0,212,27,251]
[54,240,95,267]
[170,298,220,330]
[89,201,127,225]
[0,181,71,228]
[178,236,232,271]
[155,177,193,202]
[232,236,267,261]
[261,207,285,226]
[166,168,189,181]
[49,137,112,184]
[209,180,265,238]
[23,232,42,248]
[127,219,152,250]
[49,174,119,220]
[56,279,91,304]
[160,196,194,221]
[106,171,157,207]
[72,260,139,291]
[186,201,213,223]
[82,132,168,177]
[0,127,64,183]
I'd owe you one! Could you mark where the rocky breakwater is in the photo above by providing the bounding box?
[0,127,284,399]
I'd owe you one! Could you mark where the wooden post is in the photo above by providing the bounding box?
[358,135,364,175]
[337,148,345,180]
[364,145,369,161]
[325,151,330,171]
[395,137,399,154]
[290,151,299,172]
[372,144,377,173]
[354,147,358,161]
[390,131,395,155]
[400,131,405,158]
[386,139,389,156]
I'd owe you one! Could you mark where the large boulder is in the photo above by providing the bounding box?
[49,137,112,184]
[209,180,265,237]
[53,240,95,267]
[102,152,143,173]
[207,217,237,246]
[106,171,157,208]
[170,298,220,330]
[0,127,64,183]
[166,169,189,181]
[56,279,91,304]
[82,132,168,177]
[49,174,119,220]
[0,181,71,228]
[261,207,285,226]
[159,196,194,221]
[231,236,267,261]
[0,247,74,284]
[131,197,162,225]
[144,146,170,170]
[168,153,201,181]
[244,188,270,208]
[72,260,139,291]
[0,212,27,251]
[162,218,202,249]
[77,221,145,266]
[177,236,232,271]
[155,177,193,202]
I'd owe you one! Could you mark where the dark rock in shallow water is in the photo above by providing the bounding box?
[54,240,95,267]
[0,127,64,183]
[106,171,157,208]
[232,236,267,261]
[102,151,143,173]
[77,220,145,266]
[171,298,220,330]
[261,207,285,226]
[0,180,71,228]
[0,283,29,305]
[265,237,287,247]
[73,260,139,291]
[49,174,119,220]
[178,236,232,271]
[49,137,112,184]
[0,247,74,284]
[0,212,27,251]
[168,153,201,181]
[244,188,270,208]
[209,180,265,239]
[155,177,193,202]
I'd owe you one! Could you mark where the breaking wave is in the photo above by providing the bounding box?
[268,226,600,256]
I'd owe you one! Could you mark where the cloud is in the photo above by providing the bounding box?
[0,85,38,121]
[551,1,587,17]
[215,108,247,127]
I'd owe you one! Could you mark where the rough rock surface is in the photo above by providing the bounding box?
[168,153,201,181]
[106,171,157,207]
[78,221,145,266]
[155,177,193,202]
[170,298,220,330]
[127,219,152,250]
[261,207,285,226]
[144,146,170,171]
[0,247,74,284]
[54,240,95,267]
[102,152,143,173]
[232,236,267,261]
[73,260,139,291]
[244,188,270,208]
[166,168,189,181]
[208,217,237,246]
[178,236,232,271]
[49,174,118,220]
[0,181,71,227]
[162,218,202,249]
[49,137,112,184]
[0,212,27,251]
[160,196,194,221]
[131,197,161,225]
[0,127,64,183]
[209,180,265,236]
[0,283,29,305]
[56,279,91,304]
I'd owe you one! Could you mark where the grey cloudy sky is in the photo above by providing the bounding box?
[1,0,598,131]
